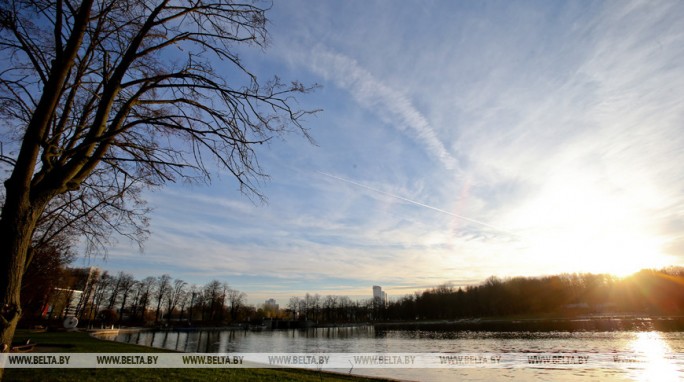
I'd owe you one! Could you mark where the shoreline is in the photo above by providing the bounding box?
[84,315,684,335]
[374,315,684,332]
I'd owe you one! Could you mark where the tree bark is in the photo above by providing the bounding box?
[0,185,47,379]
[1,6,92,375]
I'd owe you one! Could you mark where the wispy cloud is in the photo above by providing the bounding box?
[301,46,459,171]
[317,171,514,236]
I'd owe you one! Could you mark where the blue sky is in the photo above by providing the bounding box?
[80,0,684,305]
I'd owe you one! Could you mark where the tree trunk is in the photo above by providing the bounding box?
[155,299,162,323]
[0,187,45,379]
[119,293,129,324]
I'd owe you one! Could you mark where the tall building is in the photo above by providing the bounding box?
[265,298,279,311]
[373,285,382,300]
[373,285,387,308]
[263,298,279,319]
[372,285,387,306]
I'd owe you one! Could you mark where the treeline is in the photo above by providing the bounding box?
[22,264,684,328]
[20,266,252,327]
[285,294,381,323]
[384,268,684,321]
[285,268,684,323]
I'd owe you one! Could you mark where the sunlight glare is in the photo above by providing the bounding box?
[628,332,679,382]
[503,166,669,277]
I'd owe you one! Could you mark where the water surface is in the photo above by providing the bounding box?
[112,327,684,381]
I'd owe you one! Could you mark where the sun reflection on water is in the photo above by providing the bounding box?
[628,331,680,382]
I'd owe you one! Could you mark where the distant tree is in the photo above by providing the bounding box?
[106,274,124,311]
[219,282,230,322]
[287,297,300,320]
[202,280,223,321]
[301,293,321,321]
[116,273,136,322]
[89,271,112,320]
[127,282,142,323]
[77,267,101,322]
[323,295,338,322]
[176,283,191,321]
[337,296,354,322]
[0,0,317,356]
[166,279,186,321]
[187,285,199,322]
[134,276,156,322]
[226,288,246,322]
[154,274,171,323]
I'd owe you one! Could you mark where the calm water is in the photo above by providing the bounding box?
[110,327,684,381]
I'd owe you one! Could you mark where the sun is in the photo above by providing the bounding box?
[503,166,670,277]
[516,228,666,278]
[573,234,667,277]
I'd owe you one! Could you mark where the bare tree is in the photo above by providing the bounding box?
[202,280,223,321]
[116,272,136,322]
[77,267,101,322]
[106,273,124,311]
[301,292,320,321]
[323,295,337,323]
[165,278,186,321]
[133,276,155,323]
[177,291,189,321]
[219,282,230,322]
[153,274,171,323]
[187,284,199,322]
[90,271,112,320]
[337,296,354,322]
[0,0,317,354]
[288,296,300,320]
[226,287,246,322]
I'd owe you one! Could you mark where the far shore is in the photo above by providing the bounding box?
[373,315,684,332]
[82,314,684,334]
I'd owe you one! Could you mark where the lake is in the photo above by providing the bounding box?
[110,326,684,381]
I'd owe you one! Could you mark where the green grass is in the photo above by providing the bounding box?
[4,330,393,382]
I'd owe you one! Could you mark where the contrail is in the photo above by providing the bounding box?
[317,171,514,235]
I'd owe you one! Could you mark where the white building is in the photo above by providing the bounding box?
[373,285,382,300]
[372,285,387,305]
[265,298,279,311]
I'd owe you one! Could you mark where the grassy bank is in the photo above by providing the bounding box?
[4,330,393,382]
